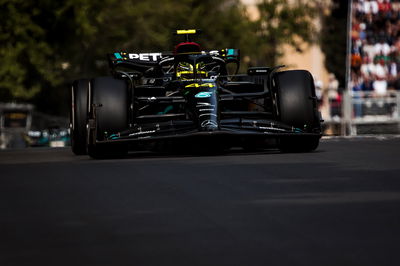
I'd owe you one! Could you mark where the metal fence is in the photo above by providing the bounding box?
[323,91,400,135]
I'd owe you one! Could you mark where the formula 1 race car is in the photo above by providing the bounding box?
[70,29,322,158]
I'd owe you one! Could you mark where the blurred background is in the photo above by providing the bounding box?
[1,0,398,149]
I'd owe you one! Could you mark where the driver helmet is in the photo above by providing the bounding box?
[176,61,208,80]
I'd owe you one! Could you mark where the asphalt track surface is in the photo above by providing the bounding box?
[1,137,400,266]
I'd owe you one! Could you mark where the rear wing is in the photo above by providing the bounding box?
[108,49,240,71]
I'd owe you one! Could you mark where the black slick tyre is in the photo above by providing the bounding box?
[274,70,321,152]
[87,76,129,159]
[71,79,89,155]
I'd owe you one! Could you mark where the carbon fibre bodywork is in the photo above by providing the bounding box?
[73,31,322,156]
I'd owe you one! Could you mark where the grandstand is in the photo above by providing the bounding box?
[346,0,400,134]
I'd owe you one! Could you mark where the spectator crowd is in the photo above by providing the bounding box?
[351,0,400,97]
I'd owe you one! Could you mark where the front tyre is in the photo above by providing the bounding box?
[273,70,321,152]
[87,76,129,159]
[71,79,89,155]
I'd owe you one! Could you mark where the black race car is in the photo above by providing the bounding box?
[70,29,322,158]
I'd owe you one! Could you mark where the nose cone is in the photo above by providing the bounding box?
[204,125,218,131]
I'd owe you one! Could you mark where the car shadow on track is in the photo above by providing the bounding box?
[120,147,315,160]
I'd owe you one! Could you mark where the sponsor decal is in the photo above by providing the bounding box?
[129,130,156,137]
[259,126,286,131]
[201,120,218,128]
[196,102,215,107]
[195,92,213,98]
[199,113,217,117]
[209,50,220,56]
[114,52,123,59]
[185,83,215,88]
[128,53,162,61]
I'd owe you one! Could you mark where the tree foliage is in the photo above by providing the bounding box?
[320,0,348,88]
[0,0,319,115]
[253,0,318,66]
[0,0,61,100]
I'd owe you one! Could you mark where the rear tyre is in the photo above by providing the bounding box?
[273,70,321,152]
[87,76,129,159]
[71,79,89,155]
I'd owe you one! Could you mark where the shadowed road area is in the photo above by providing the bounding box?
[1,138,400,266]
